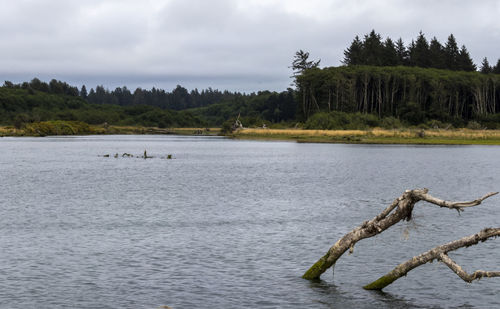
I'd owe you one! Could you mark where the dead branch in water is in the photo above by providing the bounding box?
[363,227,500,290]
[302,189,498,280]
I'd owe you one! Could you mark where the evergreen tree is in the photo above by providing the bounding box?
[382,37,398,66]
[395,38,408,65]
[343,36,363,65]
[492,59,500,74]
[457,45,476,71]
[362,30,384,66]
[429,37,445,69]
[444,34,460,70]
[480,57,492,74]
[291,50,320,76]
[407,40,416,66]
[80,85,88,99]
[410,31,431,68]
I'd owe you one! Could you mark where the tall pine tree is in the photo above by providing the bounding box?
[493,59,500,74]
[362,30,384,66]
[429,37,445,69]
[457,45,476,71]
[382,37,398,66]
[343,36,363,65]
[395,38,408,65]
[410,31,431,67]
[480,57,492,74]
[444,34,460,70]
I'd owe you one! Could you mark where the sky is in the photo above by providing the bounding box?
[1,0,499,93]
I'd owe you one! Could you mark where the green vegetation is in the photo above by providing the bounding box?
[343,30,485,72]
[188,89,296,127]
[296,66,500,128]
[0,86,204,130]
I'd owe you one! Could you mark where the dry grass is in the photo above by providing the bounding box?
[0,126,21,136]
[234,128,500,144]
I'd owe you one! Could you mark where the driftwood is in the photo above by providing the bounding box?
[363,227,500,290]
[303,189,498,280]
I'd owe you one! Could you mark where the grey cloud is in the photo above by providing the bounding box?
[0,0,499,91]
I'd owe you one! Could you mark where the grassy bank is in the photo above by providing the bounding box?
[230,128,500,145]
[0,121,220,137]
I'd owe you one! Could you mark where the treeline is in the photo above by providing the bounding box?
[2,78,245,110]
[2,78,298,127]
[188,89,296,126]
[296,65,500,128]
[0,86,203,128]
[86,85,244,110]
[343,30,500,73]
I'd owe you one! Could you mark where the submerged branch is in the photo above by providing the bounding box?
[363,228,500,290]
[302,189,498,280]
[438,253,500,283]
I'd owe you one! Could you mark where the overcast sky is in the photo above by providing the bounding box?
[1,0,499,92]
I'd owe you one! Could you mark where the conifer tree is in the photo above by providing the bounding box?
[480,57,492,74]
[395,38,408,65]
[457,45,476,71]
[429,37,445,69]
[362,30,384,66]
[343,36,363,65]
[444,34,460,70]
[492,59,500,74]
[382,38,398,66]
[410,31,431,67]
[80,85,88,99]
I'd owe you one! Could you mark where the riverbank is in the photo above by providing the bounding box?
[0,121,220,137]
[3,122,500,145]
[230,128,500,145]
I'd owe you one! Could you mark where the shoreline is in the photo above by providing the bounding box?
[0,123,221,137]
[3,124,500,145]
[229,128,500,145]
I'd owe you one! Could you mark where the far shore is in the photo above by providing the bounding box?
[229,128,500,145]
[3,124,500,145]
[0,124,221,137]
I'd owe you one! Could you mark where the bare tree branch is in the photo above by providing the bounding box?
[438,253,500,283]
[414,190,498,212]
[363,228,500,290]
[302,189,498,280]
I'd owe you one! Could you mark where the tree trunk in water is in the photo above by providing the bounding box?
[302,189,498,280]
[363,228,500,290]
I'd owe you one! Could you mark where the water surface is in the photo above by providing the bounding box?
[1,135,499,308]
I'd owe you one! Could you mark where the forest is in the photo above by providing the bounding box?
[295,30,500,129]
[0,85,204,129]
[0,78,296,128]
[1,30,500,130]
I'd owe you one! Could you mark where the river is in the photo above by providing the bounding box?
[0,135,499,308]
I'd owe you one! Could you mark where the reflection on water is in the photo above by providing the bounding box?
[0,135,499,308]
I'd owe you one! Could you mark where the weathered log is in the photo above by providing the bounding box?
[302,189,497,280]
[363,228,500,290]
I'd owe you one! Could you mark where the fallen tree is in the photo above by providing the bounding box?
[363,227,500,290]
[303,189,498,280]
